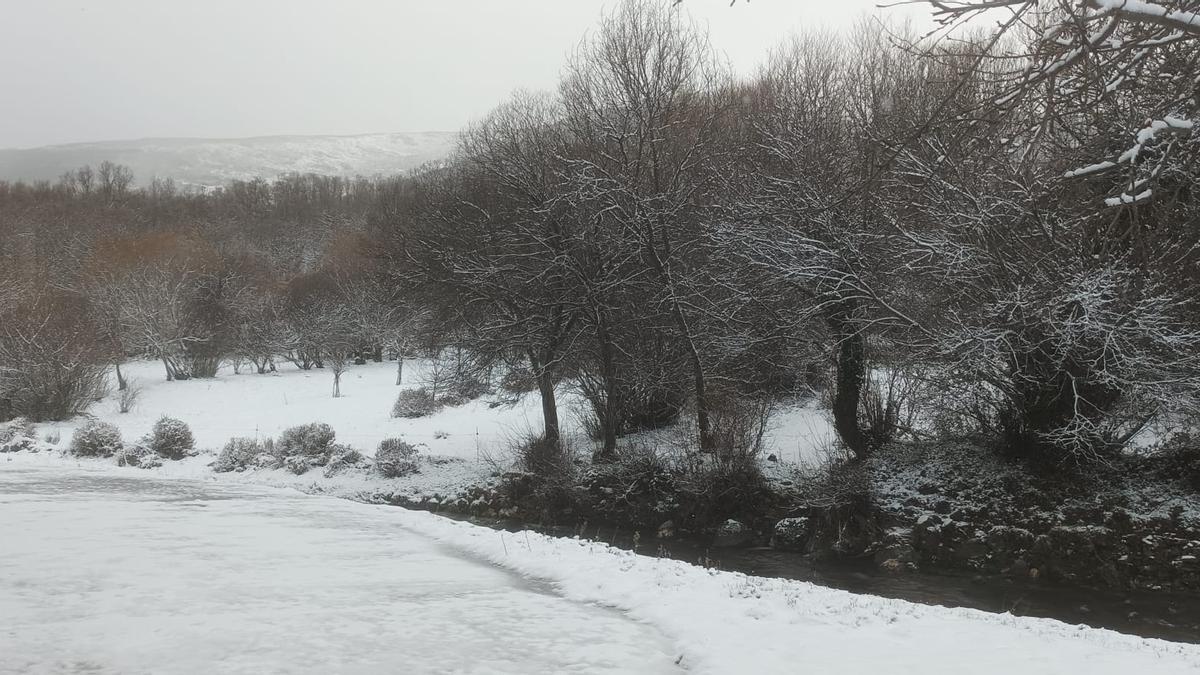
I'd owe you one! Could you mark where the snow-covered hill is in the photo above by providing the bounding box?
[0,132,458,189]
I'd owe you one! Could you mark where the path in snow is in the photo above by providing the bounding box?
[0,464,680,674]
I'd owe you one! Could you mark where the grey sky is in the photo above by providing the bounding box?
[0,1,931,149]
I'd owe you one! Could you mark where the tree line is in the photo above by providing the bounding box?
[373,0,1200,467]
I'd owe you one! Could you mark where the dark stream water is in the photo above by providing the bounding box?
[436,511,1200,644]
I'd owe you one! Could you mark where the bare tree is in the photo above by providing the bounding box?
[560,0,735,453]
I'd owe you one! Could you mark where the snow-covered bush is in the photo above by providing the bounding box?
[0,417,34,444]
[0,417,37,453]
[212,437,271,473]
[391,388,442,419]
[69,419,123,457]
[145,416,194,460]
[116,443,161,469]
[275,422,337,474]
[375,438,420,478]
[323,445,369,477]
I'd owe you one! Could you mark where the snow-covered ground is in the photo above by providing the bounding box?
[8,359,1200,673]
[0,462,679,674]
[36,358,837,466]
[4,455,1200,674]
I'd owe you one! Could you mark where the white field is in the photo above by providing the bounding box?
[37,358,838,466]
[6,361,1200,673]
[0,462,679,675]
[4,455,1199,675]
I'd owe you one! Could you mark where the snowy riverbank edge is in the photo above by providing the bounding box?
[5,450,1200,674]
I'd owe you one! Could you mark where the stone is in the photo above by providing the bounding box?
[657,520,676,539]
[772,517,812,552]
[714,519,753,548]
[953,537,989,561]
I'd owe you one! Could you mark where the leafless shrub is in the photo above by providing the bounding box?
[118,380,142,414]
[0,291,110,422]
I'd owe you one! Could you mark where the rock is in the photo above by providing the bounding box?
[953,537,989,561]
[714,519,753,548]
[1007,558,1030,577]
[986,525,1035,560]
[767,453,778,462]
[772,517,812,552]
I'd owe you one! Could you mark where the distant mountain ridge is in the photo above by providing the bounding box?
[0,132,459,188]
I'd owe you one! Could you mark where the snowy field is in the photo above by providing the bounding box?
[8,359,1200,673]
[0,462,679,675]
[3,456,1200,675]
[34,358,837,466]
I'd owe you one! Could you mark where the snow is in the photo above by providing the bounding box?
[1093,0,1200,34]
[1064,160,1117,178]
[0,462,680,674]
[0,132,458,188]
[10,359,1200,672]
[39,358,841,468]
[4,455,1200,675]
[49,359,555,463]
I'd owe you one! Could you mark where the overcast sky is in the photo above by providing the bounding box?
[0,1,932,149]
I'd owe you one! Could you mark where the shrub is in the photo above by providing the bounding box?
[275,422,337,474]
[437,374,489,406]
[69,419,123,457]
[0,292,110,422]
[145,416,195,460]
[0,418,37,453]
[116,443,161,469]
[375,438,421,478]
[118,382,141,414]
[323,445,369,477]
[213,437,270,473]
[0,417,34,445]
[515,433,573,478]
[391,388,443,419]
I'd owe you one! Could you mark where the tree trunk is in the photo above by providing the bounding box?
[396,357,404,386]
[115,362,127,391]
[665,297,713,452]
[332,371,342,398]
[831,319,869,459]
[536,366,561,448]
[593,317,620,462]
[691,352,713,453]
[372,345,383,362]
